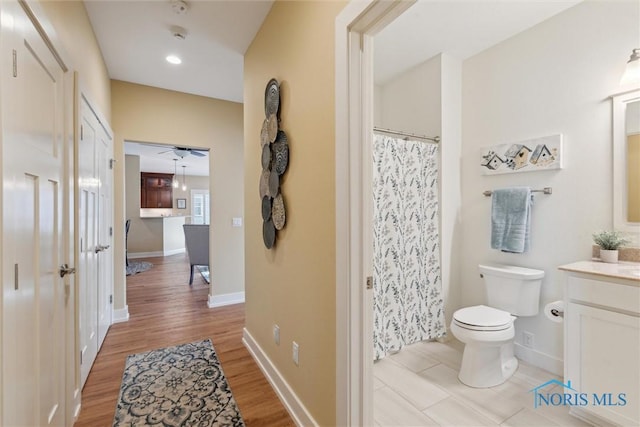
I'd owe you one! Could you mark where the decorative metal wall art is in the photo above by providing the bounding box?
[260,78,289,248]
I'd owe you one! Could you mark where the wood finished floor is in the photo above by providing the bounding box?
[75,254,294,427]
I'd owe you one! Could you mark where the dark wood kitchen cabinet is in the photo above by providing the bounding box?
[141,172,174,208]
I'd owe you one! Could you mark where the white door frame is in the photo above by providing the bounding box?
[335,1,415,425]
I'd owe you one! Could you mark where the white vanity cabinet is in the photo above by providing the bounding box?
[560,262,640,427]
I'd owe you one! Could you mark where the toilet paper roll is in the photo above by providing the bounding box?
[544,300,564,323]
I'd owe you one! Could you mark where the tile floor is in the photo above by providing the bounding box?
[373,339,593,426]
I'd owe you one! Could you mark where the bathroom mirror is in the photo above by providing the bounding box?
[612,89,640,238]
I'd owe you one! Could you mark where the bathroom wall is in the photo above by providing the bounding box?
[460,0,639,374]
[374,53,463,324]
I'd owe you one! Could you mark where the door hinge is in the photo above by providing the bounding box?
[14,264,19,290]
[80,351,83,365]
[366,276,373,290]
[109,158,115,170]
[80,125,83,141]
[109,226,113,236]
[12,49,17,77]
[109,295,113,304]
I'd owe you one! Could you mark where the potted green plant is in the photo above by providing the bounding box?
[592,231,630,263]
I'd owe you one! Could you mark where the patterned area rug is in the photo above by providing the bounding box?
[126,261,153,276]
[113,339,245,426]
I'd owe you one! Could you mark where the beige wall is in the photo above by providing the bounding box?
[244,1,345,425]
[39,0,111,120]
[113,81,244,308]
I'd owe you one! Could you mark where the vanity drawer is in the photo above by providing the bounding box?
[567,276,640,314]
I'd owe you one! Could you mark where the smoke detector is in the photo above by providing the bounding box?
[170,25,187,40]
[171,0,188,15]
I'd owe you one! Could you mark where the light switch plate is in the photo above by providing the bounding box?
[232,217,242,227]
[292,341,299,366]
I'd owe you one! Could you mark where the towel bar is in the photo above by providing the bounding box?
[483,187,552,197]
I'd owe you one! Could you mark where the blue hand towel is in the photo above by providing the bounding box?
[491,187,532,253]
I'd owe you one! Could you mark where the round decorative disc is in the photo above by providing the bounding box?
[260,119,270,146]
[259,169,270,199]
[268,169,279,197]
[261,195,272,221]
[263,219,276,249]
[273,132,289,175]
[272,194,286,230]
[261,144,271,170]
[267,113,278,143]
[264,78,280,117]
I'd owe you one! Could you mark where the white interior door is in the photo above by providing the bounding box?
[78,100,99,388]
[97,116,113,348]
[1,0,67,424]
[78,93,113,388]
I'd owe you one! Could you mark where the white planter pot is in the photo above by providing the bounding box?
[600,249,619,263]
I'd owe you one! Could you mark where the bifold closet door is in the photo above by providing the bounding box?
[1,0,67,424]
[78,94,113,389]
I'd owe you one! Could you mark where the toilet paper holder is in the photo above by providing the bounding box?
[550,308,564,318]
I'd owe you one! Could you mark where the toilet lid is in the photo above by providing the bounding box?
[453,305,512,328]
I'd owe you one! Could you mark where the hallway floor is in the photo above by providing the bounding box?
[374,340,591,427]
[75,253,294,426]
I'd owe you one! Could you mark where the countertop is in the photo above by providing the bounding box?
[559,260,640,282]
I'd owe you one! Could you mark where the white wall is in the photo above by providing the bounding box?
[460,0,639,373]
[376,54,441,135]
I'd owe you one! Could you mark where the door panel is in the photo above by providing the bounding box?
[97,127,113,348]
[78,112,98,388]
[1,1,66,424]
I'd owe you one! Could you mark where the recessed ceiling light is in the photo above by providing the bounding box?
[166,55,182,65]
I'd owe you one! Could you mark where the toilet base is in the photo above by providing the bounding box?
[458,342,518,388]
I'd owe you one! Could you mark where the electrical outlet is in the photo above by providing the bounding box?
[523,331,535,348]
[292,341,299,366]
[273,324,280,346]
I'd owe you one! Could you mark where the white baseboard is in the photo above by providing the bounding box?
[514,342,563,376]
[207,291,245,308]
[242,328,318,427]
[129,251,163,259]
[163,248,186,256]
[112,305,130,323]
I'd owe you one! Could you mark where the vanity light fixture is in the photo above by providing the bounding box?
[621,48,640,85]
[166,55,182,65]
[181,165,187,191]
[172,159,179,188]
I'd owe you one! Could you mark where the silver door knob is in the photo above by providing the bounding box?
[59,264,76,278]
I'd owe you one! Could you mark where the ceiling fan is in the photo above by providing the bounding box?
[158,146,207,158]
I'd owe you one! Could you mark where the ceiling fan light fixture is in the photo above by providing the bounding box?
[166,55,182,65]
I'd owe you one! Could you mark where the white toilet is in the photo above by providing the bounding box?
[450,264,544,388]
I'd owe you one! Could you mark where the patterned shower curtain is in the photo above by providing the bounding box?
[373,133,445,361]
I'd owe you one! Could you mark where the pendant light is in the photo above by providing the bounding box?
[181,165,187,191]
[172,159,179,188]
[621,48,640,85]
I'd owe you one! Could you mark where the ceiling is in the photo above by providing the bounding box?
[91,0,581,175]
[374,0,581,84]
[85,0,273,103]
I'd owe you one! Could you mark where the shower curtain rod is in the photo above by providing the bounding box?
[373,126,441,143]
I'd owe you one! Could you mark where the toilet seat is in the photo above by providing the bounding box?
[453,305,514,331]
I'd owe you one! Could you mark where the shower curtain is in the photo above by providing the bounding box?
[373,133,445,361]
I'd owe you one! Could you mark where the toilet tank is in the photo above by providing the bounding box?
[479,264,544,316]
